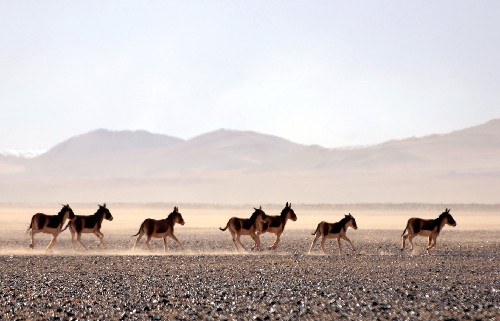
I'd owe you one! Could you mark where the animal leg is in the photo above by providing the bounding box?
[145,236,153,251]
[250,233,261,251]
[232,237,239,251]
[94,231,105,248]
[308,234,320,254]
[46,234,58,252]
[133,233,144,251]
[270,233,281,250]
[401,234,409,250]
[70,230,78,250]
[230,232,240,251]
[427,237,437,255]
[341,235,356,252]
[77,234,87,250]
[163,237,168,252]
[431,237,437,249]
[170,234,184,250]
[337,237,343,255]
[408,235,415,251]
[251,232,262,250]
[320,237,327,254]
[29,230,35,249]
[236,235,248,251]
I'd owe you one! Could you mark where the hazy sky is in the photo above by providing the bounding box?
[1,1,499,150]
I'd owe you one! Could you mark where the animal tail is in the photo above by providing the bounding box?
[219,222,229,231]
[401,221,409,236]
[26,221,32,234]
[311,224,320,235]
[131,223,144,237]
[61,222,71,232]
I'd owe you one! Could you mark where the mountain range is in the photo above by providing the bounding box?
[1,120,499,203]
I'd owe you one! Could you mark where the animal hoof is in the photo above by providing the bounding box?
[29,244,34,249]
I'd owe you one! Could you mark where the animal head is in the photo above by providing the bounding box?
[345,213,358,230]
[281,202,297,221]
[440,208,456,227]
[59,204,75,220]
[252,207,268,224]
[168,206,185,225]
[98,203,113,221]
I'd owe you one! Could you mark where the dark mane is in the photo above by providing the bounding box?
[167,211,178,220]
[94,206,105,217]
[434,213,450,232]
[249,209,264,222]
[338,215,351,227]
[280,207,289,218]
[241,209,264,230]
[439,212,450,220]
[58,204,71,216]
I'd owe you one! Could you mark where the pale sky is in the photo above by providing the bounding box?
[1,1,499,150]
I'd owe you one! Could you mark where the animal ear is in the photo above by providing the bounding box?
[290,203,292,208]
[286,202,288,207]
[103,203,106,208]
[259,206,262,210]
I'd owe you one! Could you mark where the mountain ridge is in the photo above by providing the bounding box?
[1,119,499,203]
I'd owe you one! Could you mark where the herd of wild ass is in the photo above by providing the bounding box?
[26,202,457,255]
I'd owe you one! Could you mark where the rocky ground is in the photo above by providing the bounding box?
[0,230,498,320]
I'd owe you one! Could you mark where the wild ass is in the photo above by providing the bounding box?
[308,213,358,255]
[133,206,185,252]
[220,207,268,251]
[27,204,75,251]
[255,202,297,250]
[62,203,113,249]
[401,208,457,255]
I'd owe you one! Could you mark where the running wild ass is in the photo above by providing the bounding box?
[309,213,358,255]
[62,203,113,249]
[255,202,297,250]
[27,204,75,251]
[220,207,268,251]
[133,206,185,252]
[401,208,457,255]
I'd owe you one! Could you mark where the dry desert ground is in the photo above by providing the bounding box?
[0,204,498,320]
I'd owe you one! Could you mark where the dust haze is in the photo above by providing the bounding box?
[1,120,500,204]
[1,203,498,254]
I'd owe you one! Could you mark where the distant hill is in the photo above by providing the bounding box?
[1,120,499,204]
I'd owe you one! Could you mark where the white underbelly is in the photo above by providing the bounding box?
[325,233,340,239]
[265,227,280,234]
[417,230,434,237]
[238,229,255,236]
[38,227,61,235]
[151,232,169,238]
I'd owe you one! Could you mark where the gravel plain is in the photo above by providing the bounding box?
[0,229,498,320]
